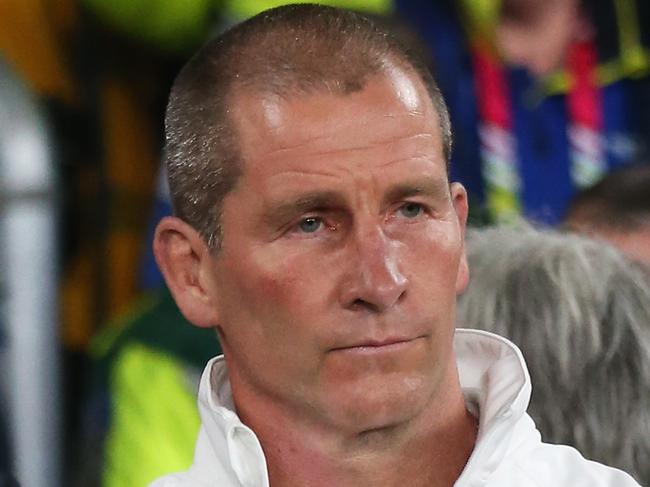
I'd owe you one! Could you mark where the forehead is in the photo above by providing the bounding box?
[228,67,444,180]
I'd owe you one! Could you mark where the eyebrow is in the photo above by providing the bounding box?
[263,190,346,225]
[383,177,450,205]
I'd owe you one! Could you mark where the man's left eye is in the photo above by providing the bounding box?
[398,202,424,218]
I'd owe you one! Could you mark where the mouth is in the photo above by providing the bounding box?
[330,335,426,354]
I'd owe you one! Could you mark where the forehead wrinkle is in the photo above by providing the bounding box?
[264,167,349,182]
[259,133,341,157]
[377,154,446,171]
[384,109,425,118]
[263,132,438,162]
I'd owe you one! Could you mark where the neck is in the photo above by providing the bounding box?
[229,362,477,487]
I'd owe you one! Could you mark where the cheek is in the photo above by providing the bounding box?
[217,250,332,336]
[412,221,463,273]
[402,222,465,309]
[215,261,309,374]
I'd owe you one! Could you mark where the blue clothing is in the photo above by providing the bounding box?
[396,0,650,224]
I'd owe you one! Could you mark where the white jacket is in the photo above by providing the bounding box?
[150,329,641,487]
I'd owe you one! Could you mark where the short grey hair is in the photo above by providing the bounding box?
[164,4,452,251]
[457,223,650,485]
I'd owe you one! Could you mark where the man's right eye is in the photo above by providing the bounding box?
[298,217,323,233]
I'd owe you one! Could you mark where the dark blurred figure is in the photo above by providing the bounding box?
[396,0,650,225]
[457,224,650,485]
[564,162,650,263]
[0,473,20,487]
[1,390,18,486]
[0,404,16,487]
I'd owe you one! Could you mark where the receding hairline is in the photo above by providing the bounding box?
[224,59,447,156]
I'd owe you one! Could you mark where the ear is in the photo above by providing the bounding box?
[450,182,470,294]
[153,216,220,328]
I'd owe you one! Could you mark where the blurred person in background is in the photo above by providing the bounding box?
[75,290,221,487]
[564,162,650,263]
[1,1,220,485]
[396,0,650,226]
[457,224,650,485]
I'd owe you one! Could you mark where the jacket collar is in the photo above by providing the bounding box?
[454,329,534,485]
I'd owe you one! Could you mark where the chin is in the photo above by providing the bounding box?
[325,372,433,432]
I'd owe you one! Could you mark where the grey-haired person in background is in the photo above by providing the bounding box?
[458,224,650,486]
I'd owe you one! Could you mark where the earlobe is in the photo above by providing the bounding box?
[450,183,470,294]
[153,216,220,327]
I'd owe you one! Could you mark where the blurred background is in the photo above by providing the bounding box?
[1,0,649,486]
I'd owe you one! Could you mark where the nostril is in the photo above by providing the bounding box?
[397,289,406,303]
[350,298,380,313]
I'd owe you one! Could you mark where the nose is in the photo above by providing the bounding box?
[340,225,408,312]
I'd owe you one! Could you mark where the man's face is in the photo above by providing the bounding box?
[203,68,469,432]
